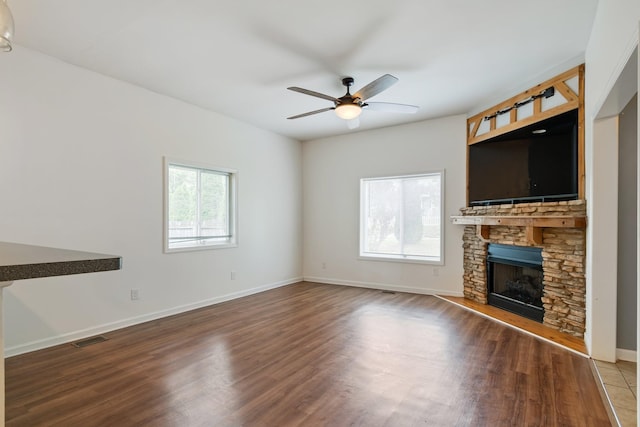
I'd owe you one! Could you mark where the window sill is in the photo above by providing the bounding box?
[165,242,237,254]
[358,254,443,266]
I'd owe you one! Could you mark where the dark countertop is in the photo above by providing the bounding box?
[0,242,122,282]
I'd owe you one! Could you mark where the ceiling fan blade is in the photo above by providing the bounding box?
[287,87,340,103]
[365,102,419,114]
[287,107,335,120]
[353,74,398,101]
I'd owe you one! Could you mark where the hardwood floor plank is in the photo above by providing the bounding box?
[6,282,611,426]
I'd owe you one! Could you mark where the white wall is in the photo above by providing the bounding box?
[302,115,466,295]
[584,0,640,360]
[0,48,303,356]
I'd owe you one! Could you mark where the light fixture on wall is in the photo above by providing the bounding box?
[0,0,14,52]
[334,103,362,120]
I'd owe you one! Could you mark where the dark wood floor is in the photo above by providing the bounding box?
[6,282,611,426]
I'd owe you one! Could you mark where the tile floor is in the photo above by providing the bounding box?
[594,360,637,426]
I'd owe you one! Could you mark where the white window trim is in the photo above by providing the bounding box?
[359,170,445,265]
[163,157,238,253]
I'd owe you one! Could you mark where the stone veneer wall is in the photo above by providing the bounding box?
[459,200,587,337]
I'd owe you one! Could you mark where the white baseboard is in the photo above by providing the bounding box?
[5,277,302,358]
[616,348,637,362]
[303,276,464,297]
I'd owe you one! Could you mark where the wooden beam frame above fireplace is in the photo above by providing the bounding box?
[466,64,585,201]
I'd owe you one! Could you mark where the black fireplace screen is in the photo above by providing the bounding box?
[487,244,544,322]
[491,263,543,307]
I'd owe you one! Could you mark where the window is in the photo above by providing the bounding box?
[360,172,443,264]
[164,158,237,252]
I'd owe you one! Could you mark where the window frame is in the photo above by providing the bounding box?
[163,157,238,253]
[359,171,445,265]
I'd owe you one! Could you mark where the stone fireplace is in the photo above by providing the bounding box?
[453,200,587,337]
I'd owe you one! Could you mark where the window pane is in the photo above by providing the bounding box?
[361,173,442,263]
[365,178,401,254]
[168,166,198,243]
[401,175,440,258]
[200,171,229,237]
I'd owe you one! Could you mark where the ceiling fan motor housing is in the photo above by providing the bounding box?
[339,77,360,106]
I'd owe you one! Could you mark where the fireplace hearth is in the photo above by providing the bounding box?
[487,243,544,322]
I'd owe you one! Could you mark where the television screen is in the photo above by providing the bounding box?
[468,109,578,206]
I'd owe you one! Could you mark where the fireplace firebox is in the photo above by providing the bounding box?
[487,243,544,322]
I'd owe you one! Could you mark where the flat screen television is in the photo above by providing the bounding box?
[468,109,578,206]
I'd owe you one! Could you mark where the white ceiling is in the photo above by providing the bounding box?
[9,0,598,141]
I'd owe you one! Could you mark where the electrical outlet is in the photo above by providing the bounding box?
[231,271,236,280]
[433,268,440,277]
[322,262,326,269]
[130,289,140,301]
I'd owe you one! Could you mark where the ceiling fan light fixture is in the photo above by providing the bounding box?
[0,0,14,52]
[335,103,362,120]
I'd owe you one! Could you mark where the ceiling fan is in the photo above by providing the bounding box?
[286,74,418,126]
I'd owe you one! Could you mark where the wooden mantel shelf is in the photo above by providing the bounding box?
[450,215,586,228]
[450,215,587,245]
